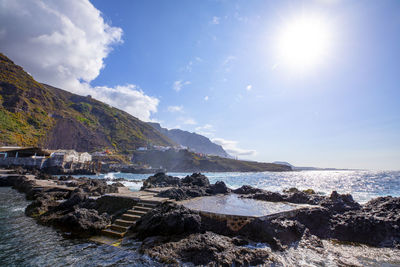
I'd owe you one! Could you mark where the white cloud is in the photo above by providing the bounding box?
[211,16,220,25]
[182,118,197,125]
[167,105,184,113]
[91,84,158,121]
[246,84,252,91]
[173,80,191,92]
[0,0,159,121]
[212,138,256,157]
[204,96,209,101]
[195,124,215,137]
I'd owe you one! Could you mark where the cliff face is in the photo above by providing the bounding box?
[0,53,174,152]
[148,122,230,158]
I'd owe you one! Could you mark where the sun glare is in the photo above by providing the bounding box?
[276,14,332,72]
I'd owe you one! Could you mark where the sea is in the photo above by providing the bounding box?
[1,170,400,266]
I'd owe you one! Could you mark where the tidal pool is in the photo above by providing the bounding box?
[181,194,310,217]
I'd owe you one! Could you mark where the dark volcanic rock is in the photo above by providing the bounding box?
[238,218,305,250]
[330,196,400,247]
[157,186,209,201]
[59,208,110,235]
[134,202,201,239]
[181,173,210,187]
[58,190,87,211]
[251,191,285,202]
[141,172,181,189]
[141,232,274,266]
[207,181,230,194]
[157,188,188,201]
[233,185,264,194]
[319,191,361,212]
[154,173,229,200]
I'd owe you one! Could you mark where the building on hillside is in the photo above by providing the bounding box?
[0,147,94,171]
[47,150,92,167]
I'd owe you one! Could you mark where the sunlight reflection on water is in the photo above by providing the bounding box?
[86,170,400,203]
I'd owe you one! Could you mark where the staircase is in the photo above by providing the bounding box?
[90,200,158,245]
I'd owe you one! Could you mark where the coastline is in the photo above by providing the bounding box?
[1,168,399,266]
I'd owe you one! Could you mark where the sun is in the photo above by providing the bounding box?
[276,14,332,72]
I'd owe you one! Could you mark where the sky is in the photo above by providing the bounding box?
[0,0,399,170]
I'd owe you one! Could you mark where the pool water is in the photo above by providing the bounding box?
[180,194,308,217]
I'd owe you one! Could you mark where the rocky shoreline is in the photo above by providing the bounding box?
[0,169,399,266]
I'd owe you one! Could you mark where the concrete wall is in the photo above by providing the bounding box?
[0,157,47,168]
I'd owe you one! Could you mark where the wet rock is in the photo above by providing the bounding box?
[207,181,230,194]
[289,207,332,238]
[141,172,181,189]
[157,186,209,200]
[330,196,400,247]
[298,229,324,250]
[233,185,264,194]
[181,173,210,187]
[141,232,274,266]
[239,218,306,250]
[319,191,361,212]
[134,202,201,239]
[25,195,59,217]
[157,188,187,200]
[285,191,324,205]
[59,208,110,235]
[58,191,87,211]
[251,191,285,202]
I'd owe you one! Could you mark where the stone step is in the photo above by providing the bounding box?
[138,200,159,206]
[132,206,152,212]
[89,235,122,246]
[121,214,141,222]
[126,209,147,216]
[110,224,129,232]
[114,219,136,227]
[101,228,125,238]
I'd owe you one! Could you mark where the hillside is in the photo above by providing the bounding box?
[0,53,174,152]
[148,122,230,157]
[133,149,291,172]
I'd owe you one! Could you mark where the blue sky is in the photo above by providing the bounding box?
[89,0,400,170]
[1,0,399,169]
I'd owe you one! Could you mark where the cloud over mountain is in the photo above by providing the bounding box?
[0,0,158,121]
[212,138,256,157]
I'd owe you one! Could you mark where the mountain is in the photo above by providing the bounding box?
[134,149,291,172]
[273,161,348,171]
[148,122,230,157]
[0,53,174,152]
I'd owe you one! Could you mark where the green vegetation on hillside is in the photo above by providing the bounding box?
[0,53,174,152]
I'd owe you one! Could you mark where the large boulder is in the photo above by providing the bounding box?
[181,173,210,187]
[330,196,400,247]
[140,232,274,266]
[157,186,209,201]
[207,181,230,194]
[319,191,361,212]
[134,202,201,239]
[233,185,264,194]
[59,208,110,235]
[141,172,181,189]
